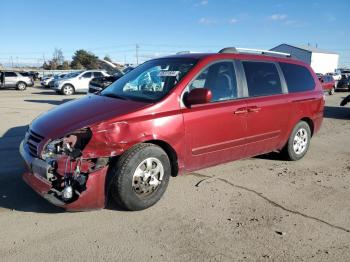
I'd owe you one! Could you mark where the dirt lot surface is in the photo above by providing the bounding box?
[0,85,349,261]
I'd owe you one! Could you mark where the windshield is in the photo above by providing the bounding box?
[101,58,197,102]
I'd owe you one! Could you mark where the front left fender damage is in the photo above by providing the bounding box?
[21,124,133,211]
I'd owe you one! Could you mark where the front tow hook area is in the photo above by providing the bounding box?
[23,166,109,211]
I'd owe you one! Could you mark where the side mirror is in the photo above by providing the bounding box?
[185,88,212,107]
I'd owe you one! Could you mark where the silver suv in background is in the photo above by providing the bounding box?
[0,71,34,90]
[53,70,110,95]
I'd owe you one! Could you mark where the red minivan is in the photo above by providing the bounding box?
[20,48,324,211]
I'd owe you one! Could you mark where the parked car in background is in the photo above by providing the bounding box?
[49,73,69,88]
[0,71,34,90]
[326,72,341,81]
[41,76,54,88]
[53,70,110,95]
[20,48,324,211]
[340,69,350,77]
[88,70,124,94]
[19,71,39,81]
[123,66,135,74]
[319,75,336,95]
[337,75,350,91]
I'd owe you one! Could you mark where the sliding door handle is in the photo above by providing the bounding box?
[234,108,247,115]
[247,106,261,113]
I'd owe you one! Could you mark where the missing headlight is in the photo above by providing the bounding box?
[41,128,92,160]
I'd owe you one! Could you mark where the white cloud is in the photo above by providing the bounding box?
[228,18,238,24]
[198,17,216,25]
[268,14,288,21]
[194,0,208,7]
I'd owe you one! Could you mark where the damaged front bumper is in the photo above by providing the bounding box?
[19,140,108,211]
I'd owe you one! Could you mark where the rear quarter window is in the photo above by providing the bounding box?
[242,61,283,97]
[279,62,315,93]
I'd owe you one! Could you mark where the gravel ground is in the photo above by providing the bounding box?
[0,85,349,262]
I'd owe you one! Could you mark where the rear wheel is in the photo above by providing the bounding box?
[61,84,74,95]
[17,82,27,91]
[283,121,311,161]
[110,143,171,211]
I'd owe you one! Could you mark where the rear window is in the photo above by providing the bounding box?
[242,61,283,97]
[279,63,315,93]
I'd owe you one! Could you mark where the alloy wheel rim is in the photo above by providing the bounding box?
[19,83,25,89]
[132,157,164,197]
[293,128,308,155]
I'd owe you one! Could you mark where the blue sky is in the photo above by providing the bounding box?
[1,0,349,67]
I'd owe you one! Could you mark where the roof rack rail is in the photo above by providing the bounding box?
[218,47,238,54]
[218,47,291,57]
[176,51,191,55]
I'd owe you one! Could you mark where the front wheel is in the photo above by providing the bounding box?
[329,87,335,95]
[110,143,171,211]
[61,84,74,95]
[17,82,27,91]
[283,121,311,161]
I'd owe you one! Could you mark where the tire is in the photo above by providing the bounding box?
[17,82,27,91]
[329,87,335,95]
[283,121,311,161]
[61,84,74,95]
[110,143,171,211]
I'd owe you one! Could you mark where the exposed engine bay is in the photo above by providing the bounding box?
[38,128,109,204]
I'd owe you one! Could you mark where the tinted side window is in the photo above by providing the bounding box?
[189,61,238,102]
[242,61,282,97]
[94,72,104,78]
[279,63,315,93]
[4,72,17,77]
[82,72,92,78]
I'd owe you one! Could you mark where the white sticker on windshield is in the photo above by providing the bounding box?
[158,71,179,77]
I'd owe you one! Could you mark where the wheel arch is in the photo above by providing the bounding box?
[144,139,179,177]
[300,117,314,137]
[16,81,26,86]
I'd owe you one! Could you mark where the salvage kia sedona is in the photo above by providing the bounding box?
[20,47,324,211]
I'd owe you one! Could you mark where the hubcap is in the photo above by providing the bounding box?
[293,128,308,155]
[18,83,25,89]
[132,157,164,197]
[64,86,73,95]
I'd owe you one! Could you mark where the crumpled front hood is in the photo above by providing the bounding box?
[30,94,149,139]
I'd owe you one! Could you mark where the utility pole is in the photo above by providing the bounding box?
[136,44,139,65]
[10,56,13,68]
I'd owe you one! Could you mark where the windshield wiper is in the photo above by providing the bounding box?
[102,93,127,100]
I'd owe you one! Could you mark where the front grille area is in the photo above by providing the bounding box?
[26,129,45,157]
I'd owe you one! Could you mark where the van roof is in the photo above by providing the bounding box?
[160,52,302,66]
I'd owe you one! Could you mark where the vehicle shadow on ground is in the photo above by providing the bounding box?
[24,99,74,106]
[0,125,63,213]
[254,152,285,161]
[324,106,350,120]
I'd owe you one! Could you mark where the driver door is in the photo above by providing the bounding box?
[182,60,248,171]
